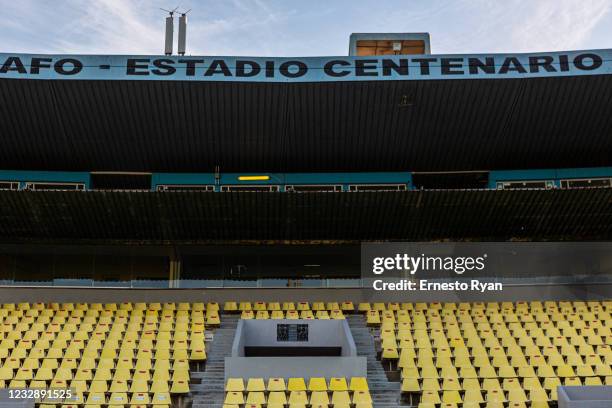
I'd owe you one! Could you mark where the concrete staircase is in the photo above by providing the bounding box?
[191,314,241,408]
[346,315,403,408]
[190,314,403,408]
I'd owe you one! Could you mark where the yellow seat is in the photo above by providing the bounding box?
[331,390,351,406]
[109,378,129,392]
[88,380,109,393]
[564,377,582,386]
[108,392,128,404]
[171,380,190,394]
[507,388,527,402]
[288,377,307,391]
[247,378,265,392]
[310,391,330,405]
[585,377,603,386]
[130,378,149,393]
[507,403,527,408]
[529,388,549,402]
[224,391,245,405]
[151,392,172,405]
[353,390,372,405]
[421,390,441,404]
[308,377,328,391]
[442,378,461,391]
[556,364,576,377]
[246,391,266,404]
[288,390,308,404]
[463,389,483,403]
[267,377,286,391]
[329,377,348,391]
[350,376,369,391]
[268,391,288,405]
[485,389,505,403]
[226,377,245,392]
[401,378,420,392]
[442,390,462,403]
[0,367,14,381]
[85,392,106,405]
[14,368,34,381]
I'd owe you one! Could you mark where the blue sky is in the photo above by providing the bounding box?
[2,0,612,56]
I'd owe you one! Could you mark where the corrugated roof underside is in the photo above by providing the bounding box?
[0,76,611,172]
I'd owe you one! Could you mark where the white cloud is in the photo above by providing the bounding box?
[0,0,610,55]
[509,0,612,52]
[431,0,612,53]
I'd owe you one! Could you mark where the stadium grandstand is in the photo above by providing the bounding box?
[0,31,611,408]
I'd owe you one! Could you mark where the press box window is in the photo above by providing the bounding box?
[277,324,309,342]
[285,185,342,192]
[496,180,554,190]
[348,184,407,192]
[24,182,85,191]
[156,185,215,192]
[560,178,611,189]
[221,185,279,192]
[91,173,151,191]
[0,181,18,190]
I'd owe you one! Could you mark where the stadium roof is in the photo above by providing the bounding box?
[1,189,611,243]
[0,50,612,173]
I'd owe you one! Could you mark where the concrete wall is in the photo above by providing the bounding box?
[558,386,612,408]
[237,320,352,356]
[226,319,366,380]
[225,356,367,381]
[0,283,609,303]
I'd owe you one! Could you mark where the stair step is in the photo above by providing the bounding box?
[191,314,405,408]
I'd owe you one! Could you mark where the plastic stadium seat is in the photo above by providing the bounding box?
[585,377,603,385]
[421,390,441,404]
[282,302,296,311]
[85,393,106,405]
[310,391,330,405]
[329,377,348,391]
[247,378,265,392]
[267,377,286,391]
[308,377,328,391]
[442,390,462,403]
[152,392,172,405]
[288,390,308,405]
[224,391,245,405]
[349,377,369,391]
[246,391,266,404]
[288,377,307,391]
[268,391,288,405]
[401,378,420,392]
[331,391,351,406]
[226,378,245,392]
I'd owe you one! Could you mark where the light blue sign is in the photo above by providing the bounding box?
[0,50,611,82]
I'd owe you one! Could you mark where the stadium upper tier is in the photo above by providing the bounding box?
[1,188,612,242]
[0,50,611,173]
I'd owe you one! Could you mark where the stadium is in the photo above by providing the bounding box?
[0,28,611,408]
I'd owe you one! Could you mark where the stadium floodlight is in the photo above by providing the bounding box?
[161,7,179,55]
[178,10,190,56]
